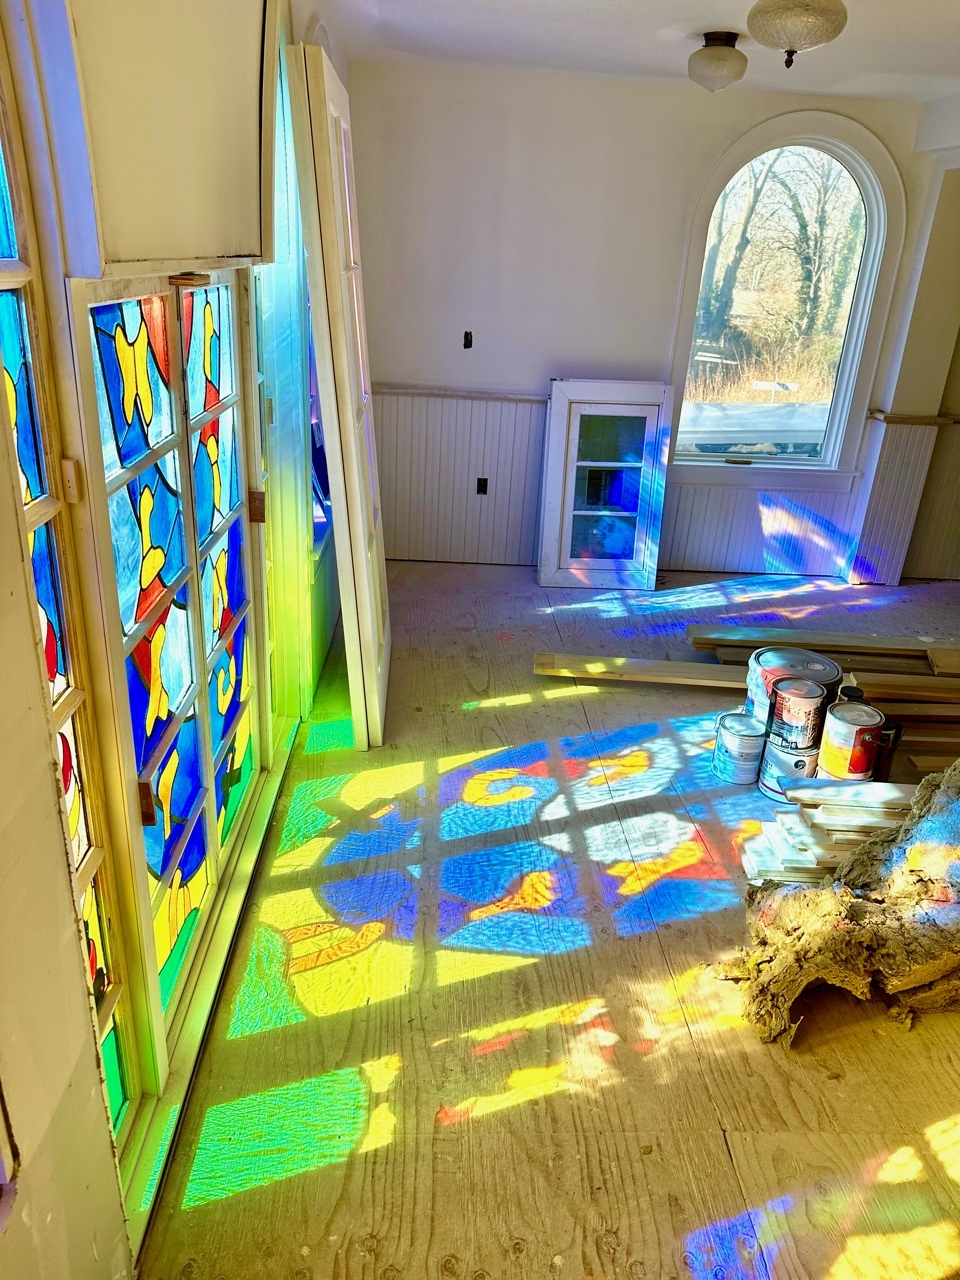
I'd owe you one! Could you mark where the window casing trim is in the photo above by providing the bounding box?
[668,111,907,476]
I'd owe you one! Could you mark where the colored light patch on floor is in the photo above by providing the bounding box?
[437,1064,570,1126]
[434,949,539,986]
[439,750,557,841]
[324,805,421,866]
[182,1069,368,1208]
[825,1221,960,1280]
[320,870,418,940]
[270,837,334,875]
[611,878,741,938]
[683,1201,786,1280]
[305,718,354,753]
[339,762,424,811]
[228,926,307,1039]
[278,777,350,854]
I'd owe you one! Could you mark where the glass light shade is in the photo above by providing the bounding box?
[688,41,748,93]
[747,0,848,58]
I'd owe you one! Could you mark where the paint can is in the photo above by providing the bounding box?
[758,740,819,800]
[712,712,766,784]
[837,685,866,703]
[745,648,842,728]
[818,702,885,780]
[767,678,828,751]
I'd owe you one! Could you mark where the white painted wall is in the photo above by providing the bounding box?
[0,444,129,1276]
[348,60,942,575]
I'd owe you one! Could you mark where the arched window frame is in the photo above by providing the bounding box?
[669,111,907,476]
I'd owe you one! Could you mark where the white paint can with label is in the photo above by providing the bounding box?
[712,712,766,784]
[758,739,819,800]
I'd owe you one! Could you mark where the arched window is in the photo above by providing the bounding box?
[675,140,882,465]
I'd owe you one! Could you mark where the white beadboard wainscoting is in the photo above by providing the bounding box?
[372,387,935,582]
[373,387,546,565]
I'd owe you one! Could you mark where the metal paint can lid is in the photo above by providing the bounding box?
[750,647,843,686]
[827,703,885,728]
[717,712,765,738]
[770,678,826,700]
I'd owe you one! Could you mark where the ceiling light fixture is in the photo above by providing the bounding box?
[688,32,748,93]
[746,0,848,68]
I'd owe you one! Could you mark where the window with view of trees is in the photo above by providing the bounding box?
[675,145,867,462]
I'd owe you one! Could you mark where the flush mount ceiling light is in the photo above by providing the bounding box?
[747,0,848,68]
[688,32,748,92]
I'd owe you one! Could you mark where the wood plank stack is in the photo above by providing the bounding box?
[740,780,918,885]
[846,671,960,763]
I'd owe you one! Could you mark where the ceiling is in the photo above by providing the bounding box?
[306,0,960,101]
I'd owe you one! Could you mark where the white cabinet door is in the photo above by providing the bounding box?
[538,380,673,589]
[289,44,391,749]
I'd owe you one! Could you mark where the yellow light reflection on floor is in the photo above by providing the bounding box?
[876,1146,926,1184]
[339,762,425,811]
[825,1221,960,1280]
[463,999,604,1044]
[925,1113,960,1180]
[461,686,600,710]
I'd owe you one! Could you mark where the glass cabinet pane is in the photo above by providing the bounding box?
[573,467,641,514]
[576,414,647,463]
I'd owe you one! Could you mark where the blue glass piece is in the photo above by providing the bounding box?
[107,452,186,635]
[215,706,254,843]
[200,517,246,656]
[0,291,45,504]
[90,298,175,481]
[184,286,234,419]
[193,408,241,543]
[29,521,68,700]
[126,586,193,772]
[175,811,208,884]
[143,713,202,878]
[208,616,247,756]
[321,870,414,924]
[0,145,18,259]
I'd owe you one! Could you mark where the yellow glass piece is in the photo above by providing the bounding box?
[4,367,15,432]
[607,841,703,898]
[463,768,535,808]
[145,623,170,735]
[824,1222,960,1280]
[434,950,538,986]
[361,1054,402,1094]
[464,1064,569,1121]
[438,749,500,774]
[270,837,334,875]
[925,1112,960,1180]
[202,302,215,383]
[157,748,179,841]
[139,487,166,590]
[114,320,153,426]
[464,999,604,1043]
[154,859,209,969]
[216,653,237,715]
[339,762,424,811]
[358,1103,396,1153]
[876,1146,925,1183]
[211,548,229,634]
[67,772,82,843]
[206,434,221,511]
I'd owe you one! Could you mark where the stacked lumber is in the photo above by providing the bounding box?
[740,779,917,885]
[533,653,748,689]
[687,625,960,679]
[846,670,960,766]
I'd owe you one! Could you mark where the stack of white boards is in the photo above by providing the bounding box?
[739,779,919,885]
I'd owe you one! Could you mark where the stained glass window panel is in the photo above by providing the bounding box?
[90,297,175,480]
[154,840,209,1011]
[80,876,110,1008]
[107,451,186,635]
[208,616,249,756]
[183,286,234,419]
[0,291,45,504]
[28,520,68,702]
[126,585,193,772]
[101,1020,128,1131]
[215,704,254,843]
[193,407,241,542]
[58,718,91,868]
[200,517,246,656]
[143,711,203,879]
[0,145,17,259]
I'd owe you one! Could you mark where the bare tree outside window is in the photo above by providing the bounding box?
[676,146,866,460]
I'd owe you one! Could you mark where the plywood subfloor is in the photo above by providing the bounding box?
[140,567,960,1280]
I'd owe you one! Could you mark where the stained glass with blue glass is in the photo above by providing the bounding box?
[107,451,186,635]
[200,517,245,656]
[29,521,69,701]
[208,615,248,756]
[184,286,234,419]
[1,290,45,504]
[90,297,175,480]
[215,704,254,843]
[126,585,193,772]
[143,711,203,879]
[193,407,241,542]
[0,146,17,260]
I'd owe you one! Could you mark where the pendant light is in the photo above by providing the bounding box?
[747,0,848,68]
[688,32,748,93]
